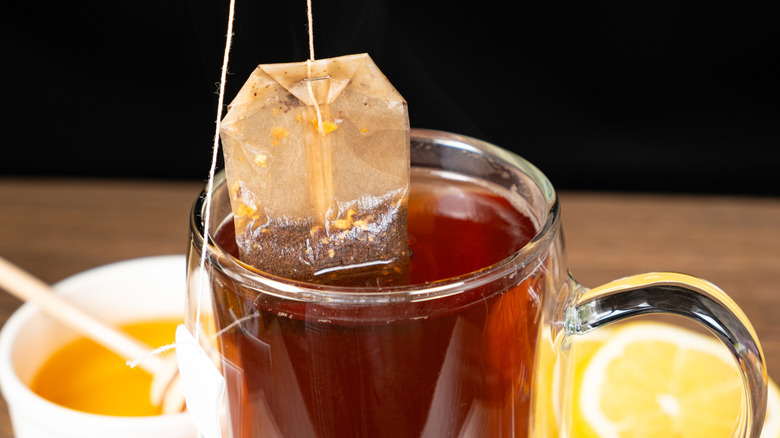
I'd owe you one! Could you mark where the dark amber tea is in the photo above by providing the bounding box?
[211,169,540,437]
[190,131,768,438]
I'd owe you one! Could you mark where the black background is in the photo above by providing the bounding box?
[5,0,779,195]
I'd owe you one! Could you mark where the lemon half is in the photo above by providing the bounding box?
[572,321,779,438]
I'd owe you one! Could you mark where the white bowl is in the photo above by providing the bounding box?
[0,255,198,438]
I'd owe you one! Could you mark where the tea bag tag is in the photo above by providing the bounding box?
[175,324,225,438]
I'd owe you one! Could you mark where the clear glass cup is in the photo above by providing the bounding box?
[186,129,767,437]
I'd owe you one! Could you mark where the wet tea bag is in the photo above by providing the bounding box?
[219,53,410,285]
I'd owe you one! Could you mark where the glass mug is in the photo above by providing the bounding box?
[186,129,766,437]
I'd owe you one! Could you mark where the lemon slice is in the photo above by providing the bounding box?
[570,327,615,438]
[574,321,779,438]
[533,327,614,437]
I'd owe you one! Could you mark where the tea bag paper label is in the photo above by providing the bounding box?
[175,324,225,438]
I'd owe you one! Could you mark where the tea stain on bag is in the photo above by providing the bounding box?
[220,53,410,286]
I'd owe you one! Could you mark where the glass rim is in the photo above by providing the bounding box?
[189,128,560,302]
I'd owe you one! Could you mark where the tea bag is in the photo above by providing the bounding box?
[219,53,410,285]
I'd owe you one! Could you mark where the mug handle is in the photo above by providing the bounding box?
[567,272,767,438]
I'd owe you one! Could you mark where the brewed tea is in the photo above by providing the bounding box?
[212,168,540,437]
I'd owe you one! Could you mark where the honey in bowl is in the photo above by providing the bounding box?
[29,318,181,416]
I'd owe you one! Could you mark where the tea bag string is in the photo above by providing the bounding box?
[197,0,326,346]
[195,0,237,344]
[307,0,315,62]
[197,0,320,344]
[304,0,335,223]
[306,0,325,136]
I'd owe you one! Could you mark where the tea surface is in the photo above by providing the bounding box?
[217,170,537,287]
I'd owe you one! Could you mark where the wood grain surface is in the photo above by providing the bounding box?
[0,178,778,437]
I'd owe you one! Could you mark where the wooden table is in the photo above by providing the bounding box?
[0,178,778,436]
